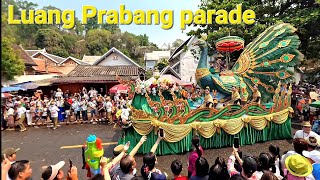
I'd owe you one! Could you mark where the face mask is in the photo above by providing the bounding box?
[132,168,137,175]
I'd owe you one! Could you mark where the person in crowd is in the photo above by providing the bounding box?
[251,85,261,104]
[208,156,229,180]
[89,97,98,124]
[8,160,33,180]
[190,157,209,180]
[49,101,60,130]
[188,136,204,177]
[255,153,282,179]
[64,97,72,124]
[171,159,188,180]
[260,171,278,180]
[2,155,12,180]
[15,102,27,132]
[97,97,105,122]
[105,96,113,125]
[229,174,247,180]
[312,115,320,135]
[283,154,314,179]
[81,99,88,123]
[6,105,15,130]
[72,98,81,123]
[41,161,78,180]
[268,145,283,177]
[110,136,147,179]
[281,138,308,172]
[141,132,165,180]
[228,146,258,180]
[293,121,319,139]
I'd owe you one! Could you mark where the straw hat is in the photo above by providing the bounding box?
[301,121,312,127]
[285,154,313,177]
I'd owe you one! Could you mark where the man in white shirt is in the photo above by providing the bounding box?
[105,96,113,125]
[49,102,60,130]
[15,103,27,132]
[294,121,319,139]
[6,107,15,130]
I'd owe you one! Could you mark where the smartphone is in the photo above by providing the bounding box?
[234,136,240,148]
[159,128,164,137]
[69,159,73,170]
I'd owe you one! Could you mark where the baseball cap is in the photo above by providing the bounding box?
[42,161,65,180]
[3,148,20,157]
[302,150,320,163]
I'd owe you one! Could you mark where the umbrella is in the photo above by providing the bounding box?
[215,36,245,70]
[109,84,128,94]
[14,82,39,90]
[309,101,320,108]
[1,86,25,92]
[1,93,13,98]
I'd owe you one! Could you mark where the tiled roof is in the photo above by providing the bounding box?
[51,76,138,83]
[59,57,90,65]
[32,58,62,74]
[68,65,144,77]
[12,45,37,66]
[45,53,66,63]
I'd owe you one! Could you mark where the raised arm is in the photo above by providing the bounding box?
[107,142,130,168]
[129,136,147,157]
[150,131,163,153]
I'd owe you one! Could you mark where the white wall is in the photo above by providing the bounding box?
[146,60,156,70]
[97,52,134,66]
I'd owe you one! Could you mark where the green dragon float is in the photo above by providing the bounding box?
[117,23,301,155]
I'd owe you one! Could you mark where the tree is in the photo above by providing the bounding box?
[137,34,149,46]
[85,29,112,55]
[172,39,184,48]
[155,58,169,71]
[1,37,25,80]
[188,0,320,60]
[35,29,68,57]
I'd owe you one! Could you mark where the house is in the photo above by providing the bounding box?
[93,47,142,69]
[26,48,88,74]
[82,55,102,65]
[13,45,37,75]
[51,65,145,94]
[144,50,171,70]
[168,36,204,83]
[160,66,181,79]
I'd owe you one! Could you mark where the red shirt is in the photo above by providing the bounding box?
[175,176,188,180]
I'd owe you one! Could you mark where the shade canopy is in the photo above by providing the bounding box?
[109,84,128,94]
[14,82,39,90]
[1,86,25,92]
[215,36,245,52]
[1,93,13,98]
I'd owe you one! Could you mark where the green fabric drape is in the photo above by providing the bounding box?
[118,118,292,155]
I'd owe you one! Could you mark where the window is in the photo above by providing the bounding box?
[113,55,118,60]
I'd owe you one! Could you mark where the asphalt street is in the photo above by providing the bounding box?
[1,123,299,179]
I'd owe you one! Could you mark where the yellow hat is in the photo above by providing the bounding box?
[113,144,124,156]
[285,154,313,177]
[301,121,312,127]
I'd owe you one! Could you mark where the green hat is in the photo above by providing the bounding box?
[285,154,313,177]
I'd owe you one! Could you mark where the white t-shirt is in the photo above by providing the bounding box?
[17,107,26,118]
[293,130,319,139]
[7,108,14,116]
[106,101,113,112]
[50,106,60,118]
[88,101,97,110]
[55,91,63,98]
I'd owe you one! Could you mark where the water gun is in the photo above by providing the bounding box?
[84,134,105,175]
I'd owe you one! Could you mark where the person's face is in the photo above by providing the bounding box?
[303,126,311,133]
[20,163,32,179]
[8,153,17,162]
[205,89,209,94]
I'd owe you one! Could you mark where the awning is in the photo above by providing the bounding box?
[1,86,25,92]
[14,82,39,90]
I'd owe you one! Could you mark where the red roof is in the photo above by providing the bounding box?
[32,59,62,74]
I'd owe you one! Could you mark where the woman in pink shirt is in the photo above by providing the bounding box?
[188,136,204,177]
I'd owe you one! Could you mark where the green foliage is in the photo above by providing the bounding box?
[172,39,184,48]
[155,58,169,71]
[1,37,25,80]
[85,29,112,55]
[188,0,320,60]
[145,70,154,79]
